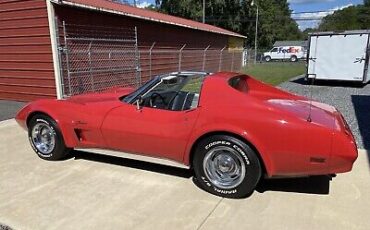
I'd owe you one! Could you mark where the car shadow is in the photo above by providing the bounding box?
[72,150,333,196]
[291,76,367,88]
[72,150,193,179]
[256,175,332,195]
[351,95,370,163]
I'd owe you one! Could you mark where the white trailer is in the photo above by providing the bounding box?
[307,30,370,83]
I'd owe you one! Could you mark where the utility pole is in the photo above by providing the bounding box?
[202,0,205,23]
[251,1,259,64]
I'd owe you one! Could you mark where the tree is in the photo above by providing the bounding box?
[318,2,370,31]
[155,0,303,49]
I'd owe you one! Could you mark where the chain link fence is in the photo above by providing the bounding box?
[244,48,308,66]
[58,23,141,97]
[139,45,244,83]
[58,23,244,97]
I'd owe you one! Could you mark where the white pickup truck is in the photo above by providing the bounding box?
[263,46,305,62]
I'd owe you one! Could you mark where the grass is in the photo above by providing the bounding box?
[242,62,306,86]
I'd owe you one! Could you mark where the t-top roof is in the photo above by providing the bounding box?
[55,0,246,39]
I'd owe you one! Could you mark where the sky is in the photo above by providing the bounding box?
[133,0,364,30]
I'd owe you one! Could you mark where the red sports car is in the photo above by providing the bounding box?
[16,72,358,198]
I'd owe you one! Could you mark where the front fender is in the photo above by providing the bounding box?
[16,100,81,148]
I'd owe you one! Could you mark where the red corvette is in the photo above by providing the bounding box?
[16,72,357,198]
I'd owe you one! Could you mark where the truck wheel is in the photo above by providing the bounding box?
[264,56,271,62]
[192,135,262,198]
[290,55,298,62]
[28,114,71,161]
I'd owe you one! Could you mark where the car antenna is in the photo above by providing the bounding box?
[307,74,316,123]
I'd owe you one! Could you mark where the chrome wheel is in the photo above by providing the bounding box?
[203,146,246,189]
[31,122,56,155]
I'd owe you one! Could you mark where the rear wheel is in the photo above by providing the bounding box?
[192,135,262,198]
[28,114,71,161]
[264,56,271,62]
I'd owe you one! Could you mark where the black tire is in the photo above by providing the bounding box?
[264,56,271,62]
[28,114,71,161]
[192,135,262,198]
[290,55,298,62]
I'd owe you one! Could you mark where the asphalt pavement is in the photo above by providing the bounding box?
[0,100,25,121]
[0,119,369,230]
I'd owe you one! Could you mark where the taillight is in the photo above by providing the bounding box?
[339,113,352,137]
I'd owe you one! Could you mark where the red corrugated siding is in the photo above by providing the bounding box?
[55,5,230,48]
[63,0,245,38]
[55,5,233,84]
[0,0,55,101]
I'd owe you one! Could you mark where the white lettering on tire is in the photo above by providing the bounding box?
[232,145,250,165]
[205,141,231,150]
[213,187,237,194]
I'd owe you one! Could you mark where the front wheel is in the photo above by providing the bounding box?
[192,135,262,198]
[28,114,71,161]
[264,56,271,62]
[290,55,298,62]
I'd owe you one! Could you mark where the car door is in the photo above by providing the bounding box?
[270,47,279,59]
[101,104,200,163]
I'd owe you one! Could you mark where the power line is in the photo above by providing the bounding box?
[290,10,337,15]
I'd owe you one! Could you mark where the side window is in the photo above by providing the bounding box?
[140,75,205,111]
[173,75,203,111]
[271,47,278,52]
[229,76,248,93]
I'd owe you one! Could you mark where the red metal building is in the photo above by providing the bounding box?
[0,0,246,101]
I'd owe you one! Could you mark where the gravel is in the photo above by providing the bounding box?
[279,76,370,150]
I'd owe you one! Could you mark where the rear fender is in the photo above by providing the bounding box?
[184,124,274,177]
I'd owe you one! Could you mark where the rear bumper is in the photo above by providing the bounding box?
[329,113,358,174]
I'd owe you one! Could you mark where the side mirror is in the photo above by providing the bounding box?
[136,96,143,111]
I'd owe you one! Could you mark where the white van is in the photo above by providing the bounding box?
[263,46,305,62]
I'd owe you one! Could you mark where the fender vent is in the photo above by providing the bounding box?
[74,129,85,142]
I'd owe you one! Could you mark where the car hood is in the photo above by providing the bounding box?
[66,87,135,104]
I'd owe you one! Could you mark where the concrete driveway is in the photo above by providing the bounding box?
[0,119,369,230]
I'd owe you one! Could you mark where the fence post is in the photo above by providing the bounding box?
[62,21,72,96]
[149,42,156,78]
[87,41,95,92]
[54,17,65,98]
[231,50,235,72]
[202,45,210,71]
[178,44,186,72]
[134,26,142,87]
[219,46,226,72]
